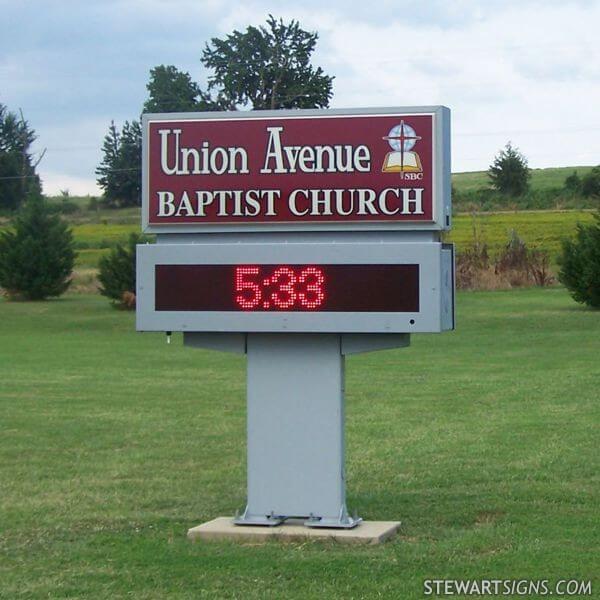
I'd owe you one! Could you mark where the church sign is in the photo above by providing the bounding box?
[142,106,450,232]
[137,105,454,531]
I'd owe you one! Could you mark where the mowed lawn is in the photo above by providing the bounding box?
[0,289,598,599]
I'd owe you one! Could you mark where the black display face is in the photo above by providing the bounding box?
[155,264,419,312]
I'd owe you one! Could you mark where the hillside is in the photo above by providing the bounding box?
[452,165,596,193]
[451,165,598,212]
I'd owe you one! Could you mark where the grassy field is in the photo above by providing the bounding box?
[452,165,596,193]
[1,289,598,598]
[1,194,597,278]
[66,209,596,270]
[447,210,595,258]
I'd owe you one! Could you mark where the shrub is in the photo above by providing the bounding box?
[98,232,149,308]
[494,230,554,288]
[558,211,600,308]
[456,221,554,290]
[0,194,76,300]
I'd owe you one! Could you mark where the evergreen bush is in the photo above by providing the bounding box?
[558,210,600,308]
[488,142,530,196]
[98,233,149,308]
[0,194,76,300]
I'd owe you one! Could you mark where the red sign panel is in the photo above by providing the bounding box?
[143,109,446,230]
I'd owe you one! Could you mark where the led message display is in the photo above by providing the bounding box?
[154,264,420,313]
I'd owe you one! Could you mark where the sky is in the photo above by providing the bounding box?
[1,0,599,196]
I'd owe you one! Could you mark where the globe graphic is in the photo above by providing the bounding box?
[387,123,418,152]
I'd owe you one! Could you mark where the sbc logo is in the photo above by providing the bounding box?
[382,121,423,177]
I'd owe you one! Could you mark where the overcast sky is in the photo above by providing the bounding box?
[1,0,599,195]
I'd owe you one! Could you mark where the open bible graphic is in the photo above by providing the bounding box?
[382,121,422,173]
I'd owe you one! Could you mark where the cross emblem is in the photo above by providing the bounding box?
[383,120,421,171]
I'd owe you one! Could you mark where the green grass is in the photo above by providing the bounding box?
[0,289,598,598]
[76,248,110,269]
[452,165,596,193]
[72,223,142,249]
[1,207,596,273]
[44,195,141,226]
[68,210,594,270]
[50,209,600,270]
[448,210,595,258]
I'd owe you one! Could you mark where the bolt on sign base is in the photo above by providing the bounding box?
[188,517,401,545]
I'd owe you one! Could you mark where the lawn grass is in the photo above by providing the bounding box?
[0,289,598,598]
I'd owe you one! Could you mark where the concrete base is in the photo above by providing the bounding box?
[187,517,401,545]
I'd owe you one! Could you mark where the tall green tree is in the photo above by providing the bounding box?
[97,16,334,208]
[0,193,75,300]
[95,121,120,203]
[488,142,531,196]
[0,104,42,211]
[144,65,210,113]
[202,15,334,110]
[95,120,141,207]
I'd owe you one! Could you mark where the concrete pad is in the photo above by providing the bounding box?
[187,517,401,545]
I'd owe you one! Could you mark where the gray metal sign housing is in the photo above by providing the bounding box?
[136,241,454,334]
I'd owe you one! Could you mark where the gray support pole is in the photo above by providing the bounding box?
[234,333,361,528]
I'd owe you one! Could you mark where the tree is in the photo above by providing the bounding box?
[488,142,530,196]
[95,121,120,204]
[580,166,600,198]
[144,65,210,113]
[95,120,141,207]
[0,193,75,300]
[202,15,334,110]
[0,104,42,211]
[558,210,600,308]
[98,232,148,308]
[564,170,581,193]
[97,16,334,207]
[118,120,142,204]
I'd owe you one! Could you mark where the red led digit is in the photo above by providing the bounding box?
[298,267,326,309]
[270,266,297,309]
[235,266,262,309]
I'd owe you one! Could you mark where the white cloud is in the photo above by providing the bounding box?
[41,172,102,197]
[2,0,599,195]
[307,2,600,170]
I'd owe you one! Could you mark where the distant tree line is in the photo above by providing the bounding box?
[96,15,335,208]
